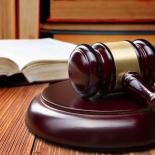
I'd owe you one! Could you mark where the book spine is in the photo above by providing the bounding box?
[46,18,155,24]
[0,0,17,39]
[40,29,155,35]
[18,0,40,38]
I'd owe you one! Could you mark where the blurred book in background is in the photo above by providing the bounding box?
[40,0,155,37]
[0,0,17,39]
[0,0,155,40]
[49,0,155,22]
[39,0,155,44]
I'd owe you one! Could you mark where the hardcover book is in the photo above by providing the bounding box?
[49,0,155,22]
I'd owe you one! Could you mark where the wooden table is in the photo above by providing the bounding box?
[1,34,155,154]
[0,82,155,155]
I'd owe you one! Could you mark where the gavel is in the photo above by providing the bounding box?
[68,39,155,106]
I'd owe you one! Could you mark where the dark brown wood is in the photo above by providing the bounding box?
[122,72,155,109]
[92,42,116,94]
[68,39,155,106]
[26,80,155,149]
[68,44,100,97]
[132,39,155,85]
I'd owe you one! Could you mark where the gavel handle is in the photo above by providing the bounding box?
[122,72,155,109]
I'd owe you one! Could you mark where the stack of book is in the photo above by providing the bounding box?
[1,0,155,40]
[40,0,155,35]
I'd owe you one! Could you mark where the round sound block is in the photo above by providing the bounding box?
[26,80,155,148]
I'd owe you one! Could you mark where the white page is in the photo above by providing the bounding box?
[0,38,76,70]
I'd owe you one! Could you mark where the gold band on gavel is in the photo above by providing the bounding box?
[105,41,141,89]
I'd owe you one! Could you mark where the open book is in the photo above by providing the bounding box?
[0,38,76,86]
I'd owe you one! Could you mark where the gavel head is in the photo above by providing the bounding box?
[68,39,155,97]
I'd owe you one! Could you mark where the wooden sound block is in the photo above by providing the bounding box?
[26,80,155,148]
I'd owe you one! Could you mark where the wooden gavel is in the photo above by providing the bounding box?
[68,39,155,106]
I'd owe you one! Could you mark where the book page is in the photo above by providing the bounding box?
[0,38,76,70]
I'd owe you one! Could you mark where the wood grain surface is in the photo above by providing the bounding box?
[0,84,47,155]
[1,35,155,155]
[0,82,155,155]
